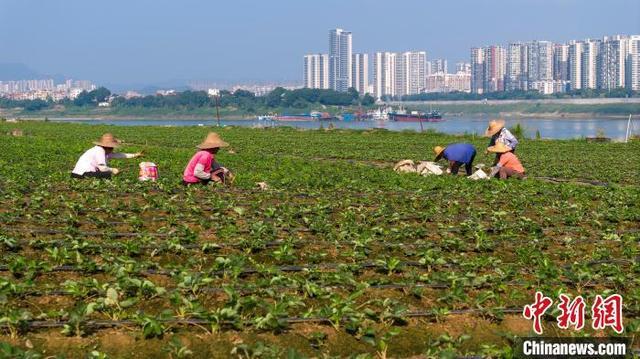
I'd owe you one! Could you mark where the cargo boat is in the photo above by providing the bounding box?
[388,110,443,122]
[275,111,335,121]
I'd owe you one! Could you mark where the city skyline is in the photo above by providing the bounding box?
[1,0,638,87]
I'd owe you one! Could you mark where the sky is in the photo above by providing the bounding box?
[0,0,639,88]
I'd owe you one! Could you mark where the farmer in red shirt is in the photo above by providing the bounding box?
[183,132,231,185]
[488,142,526,179]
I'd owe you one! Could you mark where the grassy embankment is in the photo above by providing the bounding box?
[2,101,640,119]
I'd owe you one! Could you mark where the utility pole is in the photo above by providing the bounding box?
[215,94,221,127]
[208,88,221,127]
[625,114,632,143]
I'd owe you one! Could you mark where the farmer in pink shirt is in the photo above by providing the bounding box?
[488,142,526,180]
[183,132,232,185]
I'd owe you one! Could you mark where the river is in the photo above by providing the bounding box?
[51,116,636,140]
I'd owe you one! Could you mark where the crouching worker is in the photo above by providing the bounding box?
[488,142,526,179]
[71,133,141,179]
[433,143,477,176]
[485,119,518,165]
[183,132,234,186]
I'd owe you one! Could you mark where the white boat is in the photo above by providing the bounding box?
[368,106,392,121]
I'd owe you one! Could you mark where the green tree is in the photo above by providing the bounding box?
[361,93,375,106]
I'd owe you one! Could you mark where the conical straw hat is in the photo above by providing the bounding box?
[93,133,120,148]
[197,132,229,149]
[487,141,512,153]
[433,145,445,161]
[485,119,505,137]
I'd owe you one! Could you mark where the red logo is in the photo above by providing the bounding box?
[557,294,586,330]
[592,294,624,334]
[523,291,553,335]
[523,292,624,334]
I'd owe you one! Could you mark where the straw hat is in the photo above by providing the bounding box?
[487,141,512,153]
[433,145,445,161]
[197,132,229,149]
[485,119,505,137]
[93,133,120,148]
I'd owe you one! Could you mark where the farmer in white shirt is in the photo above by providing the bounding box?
[71,133,141,179]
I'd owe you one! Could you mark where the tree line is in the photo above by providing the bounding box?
[1,86,637,112]
[0,87,376,112]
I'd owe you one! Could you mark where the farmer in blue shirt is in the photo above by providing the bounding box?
[433,143,477,176]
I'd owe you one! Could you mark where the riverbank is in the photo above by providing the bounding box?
[2,99,639,120]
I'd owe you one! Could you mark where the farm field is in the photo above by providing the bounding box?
[0,122,639,358]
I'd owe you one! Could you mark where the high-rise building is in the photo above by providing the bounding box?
[569,41,583,91]
[329,28,353,92]
[470,47,485,94]
[598,35,629,90]
[373,51,426,98]
[303,54,329,89]
[455,62,471,74]
[553,44,570,82]
[425,72,471,93]
[527,41,554,83]
[373,52,397,99]
[581,40,600,89]
[351,53,369,94]
[428,59,448,74]
[484,45,506,92]
[397,51,427,96]
[626,35,640,91]
[506,43,526,91]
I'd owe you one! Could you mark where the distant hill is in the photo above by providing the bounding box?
[0,63,45,81]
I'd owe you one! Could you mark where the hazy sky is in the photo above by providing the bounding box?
[1,0,638,87]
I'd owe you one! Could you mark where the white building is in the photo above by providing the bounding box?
[626,35,640,91]
[329,28,352,92]
[351,53,369,94]
[303,54,329,89]
[506,42,528,91]
[373,51,426,98]
[398,51,427,96]
[428,59,448,75]
[455,62,471,74]
[484,45,506,92]
[527,41,554,83]
[373,52,397,99]
[598,35,629,90]
[425,72,471,93]
[568,41,583,91]
[581,39,600,89]
[470,47,485,94]
[553,44,570,82]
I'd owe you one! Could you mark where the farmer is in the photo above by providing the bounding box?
[488,142,526,179]
[182,132,232,186]
[485,119,518,151]
[71,133,142,179]
[433,143,477,176]
[485,119,518,165]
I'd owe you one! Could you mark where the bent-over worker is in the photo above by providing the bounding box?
[71,133,141,179]
[182,132,231,186]
[433,143,477,176]
[488,142,526,180]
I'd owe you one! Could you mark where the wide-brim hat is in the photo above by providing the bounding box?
[487,142,512,154]
[433,145,445,161]
[197,132,229,149]
[485,119,505,137]
[93,133,120,148]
